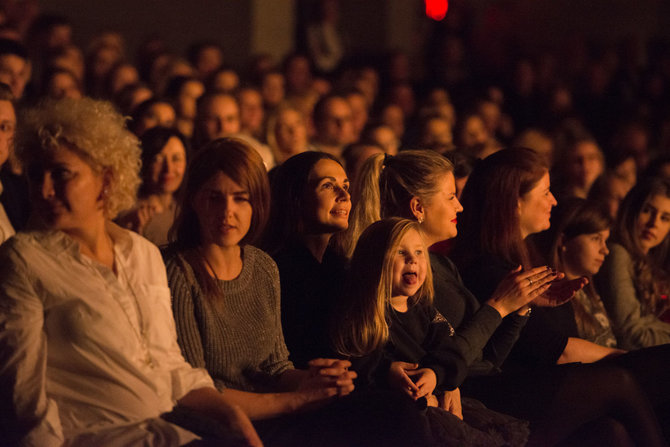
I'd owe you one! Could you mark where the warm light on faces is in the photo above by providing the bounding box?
[303,159,351,234]
[418,172,463,246]
[518,172,557,239]
[391,229,428,299]
[192,172,252,249]
[28,144,105,233]
[149,137,186,195]
[561,229,610,279]
[636,194,670,254]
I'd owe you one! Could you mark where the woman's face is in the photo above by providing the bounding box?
[192,171,252,249]
[28,143,105,233]
[391,228,428,298]
[636,193,670,254]
[561,229,610,278]
[518,172,557,239]
[149,136,186,195]
[275,109,307,154]
[303,159,350,234]
[418,172,463,246]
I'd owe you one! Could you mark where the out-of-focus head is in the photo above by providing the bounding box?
[0,83,15,169]
[313,94,355,147]
[266,103,308,163]
[131,98,176,136]
[42,68,82,100]
[139,126,189,197]
[195,92,240,146]
[0,38,28,99]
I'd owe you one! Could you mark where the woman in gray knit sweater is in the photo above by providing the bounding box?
[164,138,428,446]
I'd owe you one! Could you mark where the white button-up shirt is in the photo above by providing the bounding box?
[0,224,214,446]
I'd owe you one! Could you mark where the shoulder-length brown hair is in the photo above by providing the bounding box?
[455,147,548,268]
[171,137,270,249]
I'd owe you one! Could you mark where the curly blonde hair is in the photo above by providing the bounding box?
[16,97,141,218]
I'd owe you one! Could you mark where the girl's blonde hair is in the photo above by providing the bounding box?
[332,217,434,357]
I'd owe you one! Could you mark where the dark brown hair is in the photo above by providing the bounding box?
[454,147,548,268]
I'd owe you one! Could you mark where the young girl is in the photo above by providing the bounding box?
[595,177,670,349]
[333,217,529,446]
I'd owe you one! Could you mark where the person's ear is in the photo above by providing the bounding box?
[98,169,113,202]
[558,233,567,253]
[409,196,424,223]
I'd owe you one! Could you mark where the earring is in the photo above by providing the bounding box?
[418,216,424,224]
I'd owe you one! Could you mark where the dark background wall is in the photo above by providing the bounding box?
[39,0,670,70]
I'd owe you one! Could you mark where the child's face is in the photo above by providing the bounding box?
[391,229,428,298]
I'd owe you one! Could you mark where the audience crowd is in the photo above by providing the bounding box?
[2,2,670,445]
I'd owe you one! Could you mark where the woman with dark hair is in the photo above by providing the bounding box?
[165,140,425,446]
[262,151,351,369]
[595,178,670,349]
[117,126,187,246]
[450,147,668,446]
[348,148,666,446]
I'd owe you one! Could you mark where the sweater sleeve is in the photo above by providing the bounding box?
[255,250,294,378]
[595,243,670,350]
[164,255,208,372]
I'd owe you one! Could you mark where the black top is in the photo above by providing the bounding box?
[457,252,569,369]
[386,302,468,391]
[272,241,347,369]
[430,253,528,376]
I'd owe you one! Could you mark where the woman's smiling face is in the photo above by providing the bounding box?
[302,159,351,235]
[518,171,557,239]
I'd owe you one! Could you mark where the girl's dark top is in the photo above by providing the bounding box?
[272,241,347,369]
[430,253,528,376]
[457,252,569,370]
[386,302,468,391]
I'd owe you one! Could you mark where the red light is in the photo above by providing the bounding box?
[425,0,448,21]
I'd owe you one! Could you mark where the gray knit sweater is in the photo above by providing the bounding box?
[165,245,293,392]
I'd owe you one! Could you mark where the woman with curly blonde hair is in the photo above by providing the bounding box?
[0,98,262,446]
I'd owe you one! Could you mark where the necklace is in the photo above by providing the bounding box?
[112,253,155,368]
[200,248,221,282]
